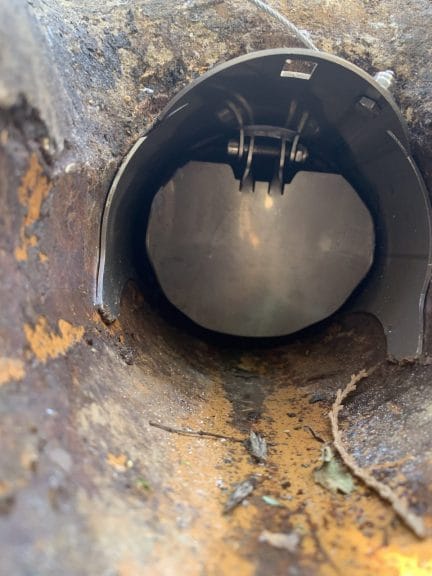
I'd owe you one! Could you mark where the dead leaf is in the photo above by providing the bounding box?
[248,430,267,462]
[224,476,257,513]
[314,445,355,494]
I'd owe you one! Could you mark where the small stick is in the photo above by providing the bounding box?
[329,367,426,539]
[149,421,245,443]
[303,425,326,443]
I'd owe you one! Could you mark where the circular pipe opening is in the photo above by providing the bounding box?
[140,53,375,338]
[97,49,432,357]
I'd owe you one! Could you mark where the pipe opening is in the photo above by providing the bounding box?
[97,49,432,358]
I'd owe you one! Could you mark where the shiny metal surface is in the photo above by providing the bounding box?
[146,162,375,336]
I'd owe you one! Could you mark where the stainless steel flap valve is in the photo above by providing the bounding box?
[96,49,432,358]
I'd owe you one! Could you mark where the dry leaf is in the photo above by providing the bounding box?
[224,476,257,513]
[248,430,267,462]
[314,445,355,494]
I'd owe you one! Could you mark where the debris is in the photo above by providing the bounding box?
[119,345,135,365]
[224,477,257,514]
[259,530,301,552]
[107,453,133,472]
[149,421,245,443]
[302,425,326,443]
[314,445,355,495]
[280,494,293,501]
[248,430,267,462]
[329,368,426,539]
[262,495,282,507]
[308,391,328,403]
[387,356,417,366]
[135,477,151,492]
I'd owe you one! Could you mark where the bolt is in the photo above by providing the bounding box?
[295,148,308,163]
[227,139,240,156]
[358,96,378,116]
[373,70,396,93]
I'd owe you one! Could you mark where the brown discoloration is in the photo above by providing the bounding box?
[14,153,50,262]
[23,316,84,363]
[0,357,25,386]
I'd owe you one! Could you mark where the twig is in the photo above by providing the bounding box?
[303,425,326,443]
[329,368,426,539]
[149,421,245,443]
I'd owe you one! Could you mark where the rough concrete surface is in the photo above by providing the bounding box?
[1,0,432,574]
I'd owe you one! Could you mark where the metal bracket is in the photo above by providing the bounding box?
[234,125,309,194]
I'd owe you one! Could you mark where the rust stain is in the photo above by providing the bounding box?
[14,153,51,262]
[142,363,432,576]
[146,379,258,576]
[23,316,84,363]
[70,306,432,576]
[0,357,25,386]
[376,547,432,575]
[38,252,49,263]
[107,453,131,472]
[267,369,432,575]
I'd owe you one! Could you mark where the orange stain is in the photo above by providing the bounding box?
[376,547,432,576]
[147,379,257,576]
[14,153,51,261]
[0,357,25,385]
[263,383,432,576]
[23,316,84,363]
[143,360,432,576]
[107,453,129,472]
